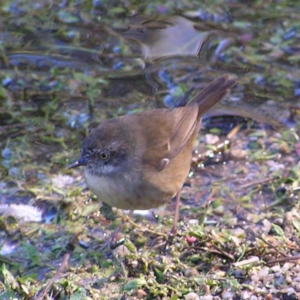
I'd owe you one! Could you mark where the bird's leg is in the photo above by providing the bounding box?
[170,191,181,235]
[154,191,181,252]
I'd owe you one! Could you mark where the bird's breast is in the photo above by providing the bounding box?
[84,169,171,210]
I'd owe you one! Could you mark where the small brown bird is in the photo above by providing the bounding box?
[68,74,236,233]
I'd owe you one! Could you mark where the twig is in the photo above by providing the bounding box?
[33,234,78,300]
[126,217,167,237]
[234,256,260,267]
[34,253,70,300]
[266,255,300,265]
[240,176,280,189]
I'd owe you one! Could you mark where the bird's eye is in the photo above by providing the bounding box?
[100,151,109,160]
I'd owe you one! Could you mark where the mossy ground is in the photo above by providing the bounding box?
[0,1,300,299]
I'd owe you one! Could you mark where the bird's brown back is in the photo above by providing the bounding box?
[120,74,237,203]
[133,74,236,171]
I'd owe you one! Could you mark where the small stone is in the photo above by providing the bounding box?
[282,292,298,300]
[276,275,285,285]
[213,205,225,215]
[232,269,246,279]
[136,289,147,299]
[269,286,279,294]
[261,219,272,233]
[185,268,199,277]
[231,149,248,159]
[271,265,281,273]
[274,271,282,278]
[52,174,74,188]
[205,134,219,144]
[112,245,130,258]
[293,265,300,272]
[255,287,268,294]
[222,290,235,299]
[265,293,272,300]
[286,273,293,284]
[285,287,296,295]
[257,267,270,280]
[282,263,292,272]
[130,260,139,268]
[294,283,300,292]
[263,274,275,284]
[250,274,260,283]
[229,227,245,237]
[185,292,199,300]
[240,290,251,299]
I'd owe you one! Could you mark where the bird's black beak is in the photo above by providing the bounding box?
[66,155,87,169]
